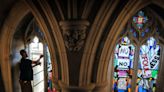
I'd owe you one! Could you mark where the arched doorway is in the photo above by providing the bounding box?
[0,1,61,92]
[11,15,55,92]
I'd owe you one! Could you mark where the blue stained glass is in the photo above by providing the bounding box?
[137,24,143,29]
[133,32,137,37]
[130,29,133,32]
[141,32,145,37]
[114,82,117,88]
[139,11,144,16]
[140,49,142,54]
[153,45,156,49]
[138,86,143,92]
[130,60,133,68]
[128,84,131,88]
[145,28,149,33]
[129,55,133,60]
[154,41,156,45]
[118,90,125,92]
[138,64,141,69]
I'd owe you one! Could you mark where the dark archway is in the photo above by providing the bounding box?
[0,1,67,92]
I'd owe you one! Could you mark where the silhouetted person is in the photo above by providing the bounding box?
[19,49,43,92]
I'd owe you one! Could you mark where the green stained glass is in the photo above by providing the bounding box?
[152,70,158,79]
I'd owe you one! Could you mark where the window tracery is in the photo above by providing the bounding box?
[112,10,162,92]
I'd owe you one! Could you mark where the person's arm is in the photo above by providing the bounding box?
[32,55,44,67]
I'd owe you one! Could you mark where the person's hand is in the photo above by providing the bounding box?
[38,62,41,65]
[40,55,44,58]
[37,62,41,66]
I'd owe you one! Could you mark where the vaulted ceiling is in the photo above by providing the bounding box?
[1,0,164,38]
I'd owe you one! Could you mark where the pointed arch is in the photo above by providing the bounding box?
[26,0,69,85]
[79,0,119,87]
[0,0,68,92]
[96,0,164,91]
[0,1,30,92]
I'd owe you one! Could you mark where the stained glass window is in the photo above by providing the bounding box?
[136,37,160,92]
[129,10,153,39]
[29,36,44,92]
[112,9,162,92]
[113,36,135,92]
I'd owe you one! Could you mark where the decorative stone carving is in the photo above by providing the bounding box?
[60,20,89,51]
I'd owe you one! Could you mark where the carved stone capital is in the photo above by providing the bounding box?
[59,20,89,51]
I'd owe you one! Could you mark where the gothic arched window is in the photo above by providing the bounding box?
[112,10,163,92]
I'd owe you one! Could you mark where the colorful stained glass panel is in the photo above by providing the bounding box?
[133,11,148,30]
[113,37,135,92]
[136,37,160,92]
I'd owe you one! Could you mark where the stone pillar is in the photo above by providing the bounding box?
[59,20,89,52]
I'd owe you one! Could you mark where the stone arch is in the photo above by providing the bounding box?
[0,1,68,92]
[0,1,30,92]
[26,0,69,86]
[96,0,164,91]
[79,0,120,87]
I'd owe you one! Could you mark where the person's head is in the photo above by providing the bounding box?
[20,49,28,58]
